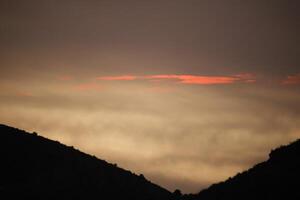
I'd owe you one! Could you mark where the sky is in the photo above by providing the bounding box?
[0,0,300,193]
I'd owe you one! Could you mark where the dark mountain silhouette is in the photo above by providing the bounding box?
[1,124,300,200]
[0,124,175,200]
[183,138,300,200]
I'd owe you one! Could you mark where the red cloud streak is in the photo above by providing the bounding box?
[146,75,238,84]
[282,74,300,85]
[96,73,256,85]
[96,75,137,81]
[145,73,255,85]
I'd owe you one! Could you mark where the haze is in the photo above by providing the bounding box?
[0,0,299,193]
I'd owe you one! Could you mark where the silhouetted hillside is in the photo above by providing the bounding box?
[183,139,300,200]
[1,124,300,200]
[0,124,174,200]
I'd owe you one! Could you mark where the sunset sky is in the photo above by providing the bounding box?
[1,0,300,193]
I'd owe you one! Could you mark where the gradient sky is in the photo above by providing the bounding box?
[1,0,300,193]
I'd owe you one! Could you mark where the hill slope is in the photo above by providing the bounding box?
[0,124,174,200]
[183,138,300,200]
[1,124,300,200]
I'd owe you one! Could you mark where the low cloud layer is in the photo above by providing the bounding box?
[0,79,299,193]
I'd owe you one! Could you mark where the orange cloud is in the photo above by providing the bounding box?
[144,73,255,85]
[179,75,237,85]
[281,74,300,85]
[145,75,236,84]
[95,73,256,85]
[96,75,137,81]
[233,73,256,82]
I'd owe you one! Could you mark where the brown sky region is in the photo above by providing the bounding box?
[0,0,300,193]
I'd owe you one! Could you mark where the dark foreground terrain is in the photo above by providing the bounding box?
[0,124,173,200]
[1,124,300,200]
[182,137,300,200]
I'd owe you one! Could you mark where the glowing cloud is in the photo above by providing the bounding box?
[95,73,256,85]
[145,73,256,85]
[233,73,256,83]
[145,75,238,85]
[281,74,300,85]
[96,75,137,81]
